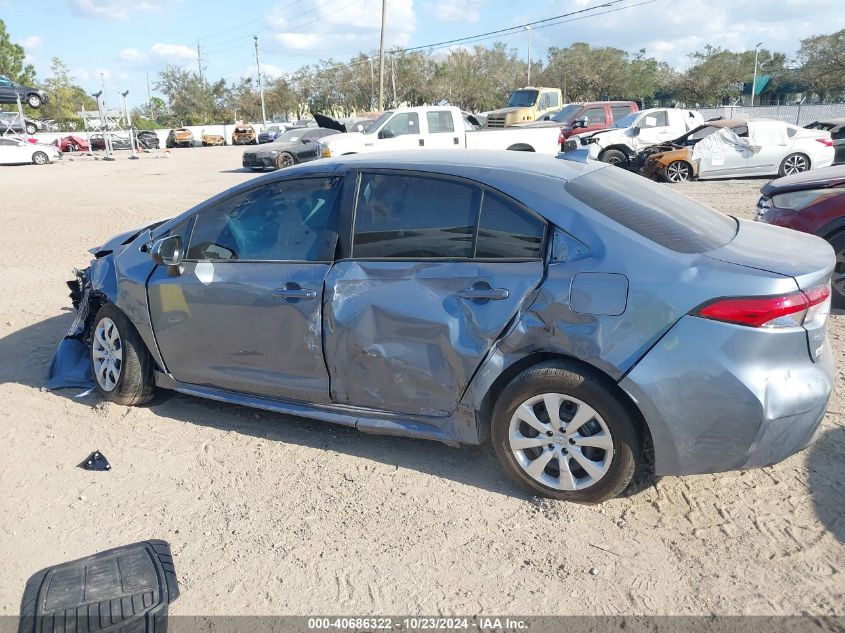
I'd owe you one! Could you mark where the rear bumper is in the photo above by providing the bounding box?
[620,315,833,476]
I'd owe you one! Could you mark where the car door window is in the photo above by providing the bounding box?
[476,193,545,259]
[582,107,606,126]
[353,173,478,258]
[638,111,668,128]
[382,113,419,136]
[611,106,631,122]
[547,92,559,108]
[187,177,341,262]
[426,111,454,134]
[0,77,10,87]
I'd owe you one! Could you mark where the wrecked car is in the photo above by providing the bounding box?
[48,150,835,503]
[136,130,160,149]
[56,135,89,152]
[804,118,845,165]
[231,124,257,145]
[201,131,225,146]
[166,128,194,148]
[242,127,341,171]
[643,119,836,182]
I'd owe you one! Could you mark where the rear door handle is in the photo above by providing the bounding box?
[419,139,425,146]
[272,283,317,301]
[458,282,509,303]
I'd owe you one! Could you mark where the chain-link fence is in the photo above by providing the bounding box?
[698,104,845,126]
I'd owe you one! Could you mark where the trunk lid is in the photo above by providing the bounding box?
[705,218,834,291]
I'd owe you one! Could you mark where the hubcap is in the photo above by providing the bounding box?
[667,162,689,182]
[785,155,808,175]
[508,393,614,491]
[92,317,123,392]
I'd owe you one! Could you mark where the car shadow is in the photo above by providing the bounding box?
[807,424,845,544]
[0,312,535,499]
[219,168,259,174]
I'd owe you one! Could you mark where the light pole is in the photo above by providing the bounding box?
[121,90,138,160]
[254,35,267,125]
[751,42,762,107]
[525,26,532,85]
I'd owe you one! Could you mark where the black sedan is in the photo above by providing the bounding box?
[0,111,40,135]
[0,75,48,109]
[242,127,340,171]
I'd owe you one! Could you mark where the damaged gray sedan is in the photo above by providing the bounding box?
[50,151,835,502]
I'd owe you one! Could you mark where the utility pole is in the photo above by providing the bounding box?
[121,90,138,160]
[197,41,203,83]
[369,58,374,111]
[146,71,154,121]
[391,53,396,108]
[525,26,532,85]
[751,42,762,107]
[254,35,267,125]
[377,0,386,111]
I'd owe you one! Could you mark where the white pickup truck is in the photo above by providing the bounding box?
[318,106,561,158]
[564,107,704,169]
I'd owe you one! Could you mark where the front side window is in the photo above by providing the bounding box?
[507,90,539,107]
[382,113,419,136]
[582,107,607,126]
[476,193,545,259]
[353,173,477,258]
[638,111,668,128]
[546,92,559,108]
[427,111,455,134]
[187,178,341,261]
[0,76,10,87]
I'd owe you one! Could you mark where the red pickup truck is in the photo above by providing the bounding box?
[512,100,639,149]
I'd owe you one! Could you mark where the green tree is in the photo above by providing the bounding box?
[41,57,96,128]
[796,29,845,100]
[0,19,36,84]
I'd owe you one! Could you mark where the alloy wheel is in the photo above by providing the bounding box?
[666,161,691,182]
[32,152,48,165]
[508,393,614,491]
[784,155,809,175]
[92,317,123,392]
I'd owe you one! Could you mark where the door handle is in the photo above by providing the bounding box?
[453,137,459,145]
[419,139,425,147]
[272,283,317,301]
[458,282,509,303]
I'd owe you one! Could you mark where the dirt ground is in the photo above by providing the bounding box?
[0,147,843,617]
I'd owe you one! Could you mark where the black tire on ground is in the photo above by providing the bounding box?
[25,123,37,135]
[490,360,639,503]
[32,151,48,165]
[599,149,628,168]
[27,93,42,109]
[90,304,156,406]
[827,230,845,310]
[275,152,295,169]
[779,152,810,177]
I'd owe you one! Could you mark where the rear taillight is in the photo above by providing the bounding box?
[816,138,833,147]
[695,282,831,329]
[558,129,564,144]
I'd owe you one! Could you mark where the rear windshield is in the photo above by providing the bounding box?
[564,166,737,254]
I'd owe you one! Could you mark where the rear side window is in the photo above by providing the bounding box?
[427,111,455,133]
[476,194,545,258]
[353,173,477,258]
[564,167,737,254]
[582,107,606,126]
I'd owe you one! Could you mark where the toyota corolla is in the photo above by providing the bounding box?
[49,151,835,503]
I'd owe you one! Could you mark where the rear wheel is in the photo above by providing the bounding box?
[25,122,37,135]
[599,149,628,168]
[827,230,845,310]
[32,151,48,165]
[490,361,639,503]
[90,304,156,406]
[780,153,810,176]
[665,160,692,182]
[27,94,42,109]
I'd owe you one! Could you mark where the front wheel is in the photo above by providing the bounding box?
[827,230,845,310]
[25,123,37,135]
[780,153,810,176]
[27,94,42,109]
[275,152,295,169]
[599,149,628,168]
[490,361,639,503]
[32,151,48,165]
[664,160,692,182]
[90,304,156,406]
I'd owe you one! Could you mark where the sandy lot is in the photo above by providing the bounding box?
[0,147,843,616]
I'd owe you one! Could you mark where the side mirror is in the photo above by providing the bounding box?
[378,128,395,139]
[631,126,641,136]
[541,115,551,121]
[150,235,183,267]
[572,116,588,129]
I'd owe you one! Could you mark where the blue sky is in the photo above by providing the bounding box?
[3,0,843,107]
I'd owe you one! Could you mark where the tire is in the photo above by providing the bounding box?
[779,153,810,177]
[599,149,628,168]
[32,151,48,165]
[90,304,156,406]
[490,361,639,503]
[25,123,37,135]
[827,230,845,310]
[275,152,295,169]
[26,94,42,109]
[664,160,692,182]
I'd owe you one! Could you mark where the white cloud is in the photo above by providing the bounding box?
[435,0,485,23]
[72,67,91,81]
[150,43,197,62]
[22,35,42,49]
[68,0,164,21]
[118,43,197,67]
[119,48,142,62]
[263,0,416,55]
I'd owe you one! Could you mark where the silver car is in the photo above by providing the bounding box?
[49,151,835,503]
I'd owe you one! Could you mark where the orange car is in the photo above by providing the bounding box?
[231,124,257,145]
